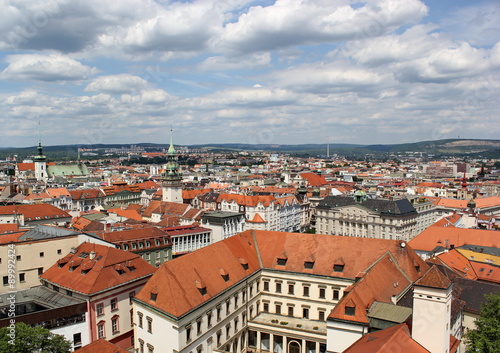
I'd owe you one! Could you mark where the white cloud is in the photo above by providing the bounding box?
[198,53,271,71]
[1,54,97,82]
[85,74,150,94]
[216,0,428,54]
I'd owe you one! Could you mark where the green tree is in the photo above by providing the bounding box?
[0,322,71,353]
[464,293,500,353]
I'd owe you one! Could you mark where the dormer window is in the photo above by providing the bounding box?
[345,300,356,316]
[195,280,207,296]
[277,251,288,266]
[238,258,249,270]
[219,268,229,282]
[333,257,345,272]
[304,255,315,269]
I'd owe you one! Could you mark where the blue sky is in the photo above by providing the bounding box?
[0,0,498,148]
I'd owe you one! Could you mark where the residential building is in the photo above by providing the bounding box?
[0,204,72,227]
[40,242,157,350]
[201,211,246,242]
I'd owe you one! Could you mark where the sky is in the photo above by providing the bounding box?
[0,0,499,148]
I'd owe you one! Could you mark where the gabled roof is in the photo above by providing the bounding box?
[218,194,276,207]
[41,242,156,295]
[77,338,129,353]
[299,172,327,187]
[99,227,168,243]
[415,265,452,289]
[409,227,500,252]
[0,204,71,220]
[69,188,105,200]
[343,324,429,353]
[248,213,266,223]
[136,230,427,318]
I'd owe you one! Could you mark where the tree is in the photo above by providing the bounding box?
[464,293,500,353]
[0,322,71,353]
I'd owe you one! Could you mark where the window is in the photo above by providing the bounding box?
[129,291,135,305]
[334,264,345,272]
[263,281,270,291]
[304,261,314,269]
[73,333,82,348]
[345,306,355,316]
[319,288,326,299]
[96,303,104,316]
[319,310,325,321]
[130,309,134,327]
[111,298,118,311]
[277,258,287,266]
[139,339,145,353]
[216,330,222,347]
[145,253,150,260]
[2,276,7,286]
[288,306,294,317]
[276,282,282,293]
[38,267,44,275]
[147,344,154,353]
[263,302,269,313]
[226,300,230,314]
[333,289,340,300]
[275,304,281,315]
[138,312,143,328]
[39,252,44,258]
[16,255,21,261]
[207,312,212,328]
[197,319,202,335]
[216,305,221,321]
[147,317,153,333]
[112,316,119,334]
[302,308,309,319]
[225,324,231,338]
[234,293,239,308]
[288,284,294,295]
[303,286,309,297]
[97,322,105,339]
[186,325,192,343]
[19,273,25,283]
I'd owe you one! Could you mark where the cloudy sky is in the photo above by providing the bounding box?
[0,0,499,148]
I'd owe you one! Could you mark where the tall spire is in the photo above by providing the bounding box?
[35,120,46,161]
[167,127,176,156]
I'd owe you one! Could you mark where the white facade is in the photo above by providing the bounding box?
[51,319,89,351]
[412,284,452,353]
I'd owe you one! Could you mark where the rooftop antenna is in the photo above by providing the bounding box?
[327,136,331,158]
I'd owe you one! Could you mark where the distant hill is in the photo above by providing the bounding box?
[0,139,499,160]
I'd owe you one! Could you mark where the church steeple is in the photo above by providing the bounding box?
[161,129,183,203]
[34,122,47,182]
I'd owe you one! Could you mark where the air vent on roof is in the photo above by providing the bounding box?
[238,258,249,270]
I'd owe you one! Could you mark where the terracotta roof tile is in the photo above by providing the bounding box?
[41,242,156,295]
[77,338,129,353]
[415,265,452,289]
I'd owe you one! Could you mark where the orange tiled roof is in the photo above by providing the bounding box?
[299,172,327,186]
[469,262,500,284]
[77,338,129,353]
[99,227,167,243]
[69,189,105,200]
[135,230,427,318]
[0,223,20,234]
[218,194,276,207]
[0,204,71,220]
[40,242,156,295]
[409,227,500,252]
[248,213,266,223]
[415,265,452,289]
[344,324,429,353]
[0,231,25,244]
[435,249,477,280]
[329,254,416,324]
[182,188,211,200]
[108,208,143,222]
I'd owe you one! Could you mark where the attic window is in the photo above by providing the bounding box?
[219,268,229,282]
[304,255,315,269]
[78,252,89,259]
[150,292,157,302]
[345,300,356,316]
[334,257,345,272]
[277,251,288,266]
[115,264,126,275]
[126,261,136,272]
[238,258,249,270]
[81,269,90,275]
[195,280,207,296]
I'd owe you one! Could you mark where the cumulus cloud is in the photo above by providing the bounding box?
[85,74,150,94]
[215,0,428,54]
[1,54,97,82]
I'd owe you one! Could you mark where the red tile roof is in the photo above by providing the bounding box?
[218,194,276,207]
[77,338,129,353]
[299,172,327,187]
[415,265,452,289]
[135,230,427,318]
[41,242,156,295]
[99,227,168,243]
[0,204,71,220]
[409,227,500,252]
[344,324,429,353]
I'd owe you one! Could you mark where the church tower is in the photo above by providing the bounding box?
[161,131,183,203]
[34,126,47,183]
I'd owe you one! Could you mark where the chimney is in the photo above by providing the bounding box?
[90,251,96,260]
[70,247,77,254]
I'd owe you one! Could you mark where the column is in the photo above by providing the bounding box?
[301,339,306,353]
[257,331,261,352]
[270,333,274,353]
[315,342,320,353]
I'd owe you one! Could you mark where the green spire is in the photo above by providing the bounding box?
[34,121,46,161]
